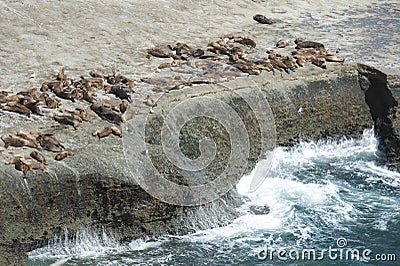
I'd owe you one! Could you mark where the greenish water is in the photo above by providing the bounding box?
[28,129,399,265]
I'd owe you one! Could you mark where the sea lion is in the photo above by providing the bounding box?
[234,37,256,48]
[42,93,59,109]
[30,151,46,164]
[90,103,123,125]
[295,56,307,67]
[53,86,78,102]
[89,71,104,78]
[55,151,73,161]
[276,40,291,48]
[324,54,345,62]
[56,68,66,81]
[158,62,173,69]
[111,126,122,137]
[310,57,327,69]
[253,14,274,24]
[119,99,129,114]
[24,101,42,115]
[6,157,30,176]
[147,48,171,58]
[144,95,157,107]
[2,102,32,117]
[54,113,81,129]
[83,90,97,104]
[2,133,37,148]
[108,85,132,102]
[38,135,65,152]
[296,40,326,51]
[41,81,61,92]
[92,127,113,139]
[16,130,38,143]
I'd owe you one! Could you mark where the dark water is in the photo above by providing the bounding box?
[28,129,400,265]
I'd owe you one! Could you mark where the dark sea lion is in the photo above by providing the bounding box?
[253,14,274,24]
[39,135,64,152]
[296,40,326,51]
[54,113,81,129]
[30,151,46,164]
[24,101,42,115]
[55,151,73,161]
[109,85,132,102]
[90,103,122,125]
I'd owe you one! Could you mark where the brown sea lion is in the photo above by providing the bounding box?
[1,134,33,148]
[324,54,345,62]
[119,99,129,114]
[111,126,122,137]
[43,93,59,109]
[147,48,171,58]
[234,37,256,48]
[310,57,327,69]
[253,14,274,24]
[2,103,32,117]
[55,151,74,161]
[53,86,78,102]
[30,151,46,164]
[92,127,113,139]
[89,71,104,78]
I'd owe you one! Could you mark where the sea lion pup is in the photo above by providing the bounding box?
[108,85,132,102]
[253,14,274,24]
[2,102,32,117]
[144,95,157,107]
[295,40,326,51]
[323,54,345,62]
[38,134,64,152]
[111,126,122,137]
[119,99,129,114]
[276,39,291,48]
[55,151,74,161]
[1,134,36,148]
[90,103,123,125]
[30,151,46,164]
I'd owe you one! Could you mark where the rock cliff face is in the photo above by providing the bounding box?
[0,64,399,265]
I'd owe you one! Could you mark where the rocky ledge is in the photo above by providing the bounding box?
[0,63,399,265]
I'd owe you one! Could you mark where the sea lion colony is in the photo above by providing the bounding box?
[0,69,135,176]
[0,26,345,176]
[142,34,344,92]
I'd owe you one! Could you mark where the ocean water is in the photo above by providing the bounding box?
[28,129,400,265]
